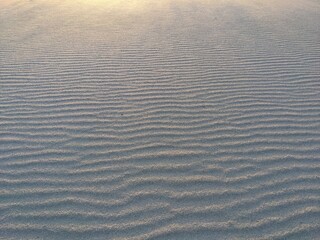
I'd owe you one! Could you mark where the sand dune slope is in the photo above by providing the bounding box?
[1,0,320,239]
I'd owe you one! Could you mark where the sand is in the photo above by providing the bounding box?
[1,0,320,239]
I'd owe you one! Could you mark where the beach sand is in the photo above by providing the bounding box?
[1,0,320,239]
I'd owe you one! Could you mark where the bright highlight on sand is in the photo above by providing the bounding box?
[0,0,320,239]
[72,0,156,12]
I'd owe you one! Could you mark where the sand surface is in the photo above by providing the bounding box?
[1,0,320,239]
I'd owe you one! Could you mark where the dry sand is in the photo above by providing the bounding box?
[1,0,320,239]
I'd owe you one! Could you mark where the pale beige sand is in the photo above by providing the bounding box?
[0,0,320,239]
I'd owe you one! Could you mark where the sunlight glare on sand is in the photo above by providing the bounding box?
[73,0,158,12]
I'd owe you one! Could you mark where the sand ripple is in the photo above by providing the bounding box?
[1,0,320,239]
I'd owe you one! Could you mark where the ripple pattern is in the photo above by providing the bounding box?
[1,0,320,239]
